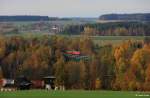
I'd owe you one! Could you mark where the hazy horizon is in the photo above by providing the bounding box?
[0,0,150,17]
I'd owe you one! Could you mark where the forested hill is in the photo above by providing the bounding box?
[0,16,51,21]
[99,13,150,21]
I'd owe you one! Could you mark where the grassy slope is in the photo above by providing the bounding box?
[0,90,149,98]
[91,36,146,46]
[3,33,150,46]
[70,35,148,46]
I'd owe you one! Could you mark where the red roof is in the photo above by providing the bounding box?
[66,51,80,55]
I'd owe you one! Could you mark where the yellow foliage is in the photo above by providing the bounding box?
[95,78,101,89]
[83,26,98,36]
[146,64,150,82]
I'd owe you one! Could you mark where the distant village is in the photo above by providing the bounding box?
[0,21,62,35]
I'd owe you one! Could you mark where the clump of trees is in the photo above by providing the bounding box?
[61,22,150,36]
[0,35,150,91]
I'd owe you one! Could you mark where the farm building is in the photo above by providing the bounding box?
[16,75,32,90]
[63,51,90,62]
[31,80,44,89]
[0,75,59,91]
[0,79,14,88]
[43,76,56,90]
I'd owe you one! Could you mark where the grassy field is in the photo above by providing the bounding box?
[70,35,149,46]
[91,36,146,46]
[0,90,150,98]
[3,33,150,46]
[4,33,149,40]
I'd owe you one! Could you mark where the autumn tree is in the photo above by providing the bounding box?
[130,44,150,90]
[82,26,98,36]
[21,46,52,79]
[113,41,137,90]
[0,67,3,79]
[144,64,150,90]
[97,45,115,90]
[54,57,66,87]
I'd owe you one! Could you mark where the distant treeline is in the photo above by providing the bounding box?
[99,13,150,21]
[0,16,73,21]
[61,22,150,36]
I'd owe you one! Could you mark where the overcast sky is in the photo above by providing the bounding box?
[0,0,150,17]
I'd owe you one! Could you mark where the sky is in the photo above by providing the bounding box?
[0,0,150,17]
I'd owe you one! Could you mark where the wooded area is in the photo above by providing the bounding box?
[0,35,150,91]
[62,22,150,36]
[99,13,150,21]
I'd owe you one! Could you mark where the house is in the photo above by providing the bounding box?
[1,79,14,88]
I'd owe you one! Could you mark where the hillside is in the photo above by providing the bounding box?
[99,13,150,21]
[0,16,51,21]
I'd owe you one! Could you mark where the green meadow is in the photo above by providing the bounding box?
[0,90,150,98]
